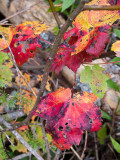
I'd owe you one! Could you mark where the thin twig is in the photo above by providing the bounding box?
[81,131,88,159]
[71,146,82,160]
[54,149,61,160]
[83,60,120,65]
[111,99,120,135]
[0,116,44,160]
[107,143,117,159]
[0,125,15,147]
[49,76,57,91]
[84,5,120,10]
[41,119,51,160]
[60,150,66,160]
[70,147,81,160]
[20,65,45,70]
[18,70,37,98]
[93,133,99,160]
[48,0,62,28]
[8,152,31,160]
[1,131,11,159]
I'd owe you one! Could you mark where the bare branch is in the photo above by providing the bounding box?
[71,146,82,160]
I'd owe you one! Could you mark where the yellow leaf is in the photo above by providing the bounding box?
[15,72,30,87]
[111,41,120,57]
[71,0,120,55]
[0,26,14,49]
[16,21,49,37]
[74,0,119,31]
[37,75,51,91]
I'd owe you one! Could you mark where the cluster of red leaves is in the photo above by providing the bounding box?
[33,88,102,150]
[51,0,120,74]
[1,21,48,65]
[51,26,110,74]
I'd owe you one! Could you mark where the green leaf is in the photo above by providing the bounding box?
[110,57,120,66]
[110,136,120,153]
[101,110,111,120]
[61,0,75,12]
[36,126,53,152]
[114,29,120,38]
[97,124,107,144]
[0,51,13,87]
[53,25,59,35]
[80,65,110,98]
[107,79,120,92]
[53,0,63,5]
[0,51,9,64]
[48,6,61,12]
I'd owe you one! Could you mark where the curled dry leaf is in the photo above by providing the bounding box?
[33,88,102,150]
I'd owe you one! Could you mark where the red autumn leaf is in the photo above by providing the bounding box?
[33,88,102,150]
[63,28,88,54]
[1,21,48,66]
[86,25,110,57]
[51,25,109,74]
[66,51,92,73]
[50,44,72,74]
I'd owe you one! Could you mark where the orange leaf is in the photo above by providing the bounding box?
[0,26,14,49]
[111,40,120,57]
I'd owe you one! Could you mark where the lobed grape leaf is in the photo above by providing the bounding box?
[33,88,102,150]
[80,65,110,98]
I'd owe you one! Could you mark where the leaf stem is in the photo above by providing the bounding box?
[81,131,88,159]
[48,0,62,28]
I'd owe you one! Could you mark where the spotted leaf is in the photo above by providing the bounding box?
[33,88,102,150]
